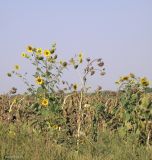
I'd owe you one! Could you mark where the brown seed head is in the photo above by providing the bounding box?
[91,70,95,76]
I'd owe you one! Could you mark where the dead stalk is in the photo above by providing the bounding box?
[61,93,75,110]
[146,130,151,146]
[77,89,83,149]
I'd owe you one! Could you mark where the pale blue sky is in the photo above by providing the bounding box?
[0,0,152,93]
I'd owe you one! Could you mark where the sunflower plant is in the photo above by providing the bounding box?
[7,44,68,132]
[61,56,106,148]
[115,74,152,144]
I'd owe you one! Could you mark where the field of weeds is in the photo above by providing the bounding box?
[0,44,152,160]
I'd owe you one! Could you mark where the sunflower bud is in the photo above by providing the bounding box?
[97,86,102,91]
[62,62,67,67]
[50,48,55,54]
[9,87,17,94]
[54,55,57,59]
[7,73,12,77]
[62,81,65,84]
[129,73,135,79]
[74,65,78,69]
[100,72,106,76]
[86,58,91,62]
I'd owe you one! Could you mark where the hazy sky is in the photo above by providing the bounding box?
[0,0,152,93]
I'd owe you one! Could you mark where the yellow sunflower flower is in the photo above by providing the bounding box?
[35,77,44,85]
[41,98,49,107]
[21,52,29,58]
[21,52,26,57]
[36,48,42,55]
[78,52,83,63]
[120,76,129,81]
[78,52,83,58]
[52,125,59,130]
[26,45,33,52]
[44,50,51,57]
[115,80,120,84]
[122,76,129,81]
[140,77,149,87]
[14,64,20,70]
[70,58,75,65]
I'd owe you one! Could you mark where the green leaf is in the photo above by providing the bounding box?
[122,112,131,122]
[37,87,46,94]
